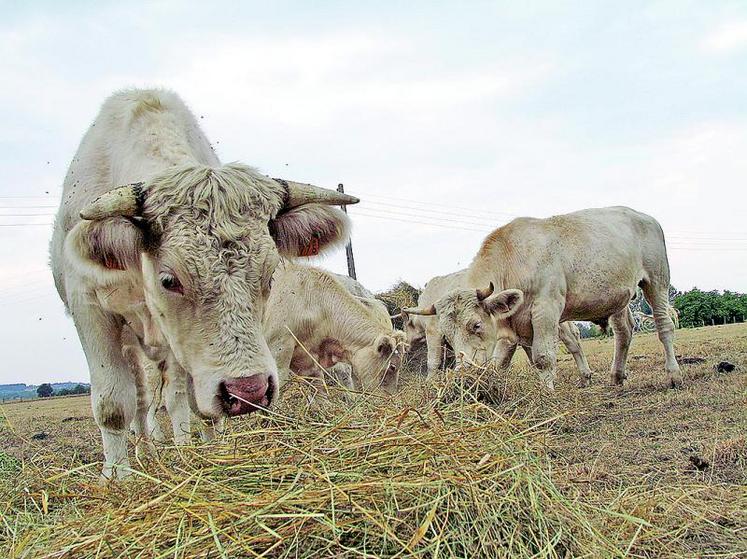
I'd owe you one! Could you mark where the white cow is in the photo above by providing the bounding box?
[50,89,357,478]
[264,263,407,395]
[403,270,593,385]
[405,207,682,390]
[402,270,468,372]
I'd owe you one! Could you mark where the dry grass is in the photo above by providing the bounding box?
[1,324,745,558]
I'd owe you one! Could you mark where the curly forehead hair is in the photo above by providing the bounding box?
[438,291,478,320]
[143,163,286,241]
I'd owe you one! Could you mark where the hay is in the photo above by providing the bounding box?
[3,323,745,558]
[3,373,632,559]
[376,280,428,374]
[376,280,421,331]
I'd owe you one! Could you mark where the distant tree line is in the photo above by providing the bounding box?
[36,383,90,398]
[576,286,745,338]
[672,288,747,328]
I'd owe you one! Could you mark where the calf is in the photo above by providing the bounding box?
[265,264,407,394]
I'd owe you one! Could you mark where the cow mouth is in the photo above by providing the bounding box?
[219,375,274,416]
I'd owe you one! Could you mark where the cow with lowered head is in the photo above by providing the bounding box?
[264,263,407,396]
[405,207,681,390]
[50,89,358,479]
[402,269,593,385]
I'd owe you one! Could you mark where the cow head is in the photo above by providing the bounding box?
[401,310,427,348]
[404,283,523,368]
[350,330,407,394]
[74,163,357,419]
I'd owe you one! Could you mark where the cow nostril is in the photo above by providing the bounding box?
[218,381,235,405]
[219,374,273,416]
[265,374,275,406]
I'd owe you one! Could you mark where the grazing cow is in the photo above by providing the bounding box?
[405,207,681,390]
[403,269,467,372]
[264,263,407,395]
[403,270,593,385]
[50,89,357,478]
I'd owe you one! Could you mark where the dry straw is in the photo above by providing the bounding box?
[2,360,745,558]
[1,368,632,559]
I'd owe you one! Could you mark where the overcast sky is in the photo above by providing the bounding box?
[1,1,746,385]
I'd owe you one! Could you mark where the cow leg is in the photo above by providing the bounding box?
[72,303,138,480]
[641,280,683,388]
[327,362,354,390]
[558,323,592,388]
[530,301,561,390]
[163,357,192,445]
[267,331,296,388]
[609,308,633,385]
[425,328,443,376]
[494,339,519,369]
[121,338,149,445]
[136,352,166,443]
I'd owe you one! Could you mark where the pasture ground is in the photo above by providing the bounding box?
[1,324,745,558]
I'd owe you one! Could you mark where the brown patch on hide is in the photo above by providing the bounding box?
[96,397,126,431]
[317,338,347,368]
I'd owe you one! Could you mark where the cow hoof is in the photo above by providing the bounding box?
[610,375,624,386]
[669,375,683,389]
[577,377,591,389]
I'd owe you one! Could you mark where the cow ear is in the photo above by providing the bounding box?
[482,288,524,319]
[67,218,144,272]
[374,334,394,357]
[270,205,351,258]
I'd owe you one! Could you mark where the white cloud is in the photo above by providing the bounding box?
[700,20,747,54]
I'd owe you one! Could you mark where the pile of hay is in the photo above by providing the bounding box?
[376,280,421,330]
[376,281,429,374]
[1,374,640,558]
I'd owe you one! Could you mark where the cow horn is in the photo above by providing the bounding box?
[275,179,359,208]
[390,312,402,319]
[79,183,146,220]
[402,305,436,316]
[476,282,495,301]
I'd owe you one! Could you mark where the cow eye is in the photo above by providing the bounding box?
[471,321,483,333]
[159,271,183,294]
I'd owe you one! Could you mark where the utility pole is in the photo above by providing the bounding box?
[337,183,357,279]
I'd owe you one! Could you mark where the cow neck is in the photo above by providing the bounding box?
[329,296,388,348]
[119,109,209,184]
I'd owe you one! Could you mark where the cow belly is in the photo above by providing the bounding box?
[562,288,633,322]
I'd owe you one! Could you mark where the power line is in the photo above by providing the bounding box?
[362,198,510,224]
[0,205,58,209]
[353,210,495,234]
[353,204,500,229]
[0,223,54,227]
[364,192,518,220]
[352,210,747,250]
[0,213,57,218]
[0,196,57,199]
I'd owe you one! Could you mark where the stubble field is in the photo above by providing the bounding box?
[1,323,745,558]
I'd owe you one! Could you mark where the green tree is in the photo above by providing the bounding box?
[71,384,89,395]
[673,288,746,327]
[36,383,54,398]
